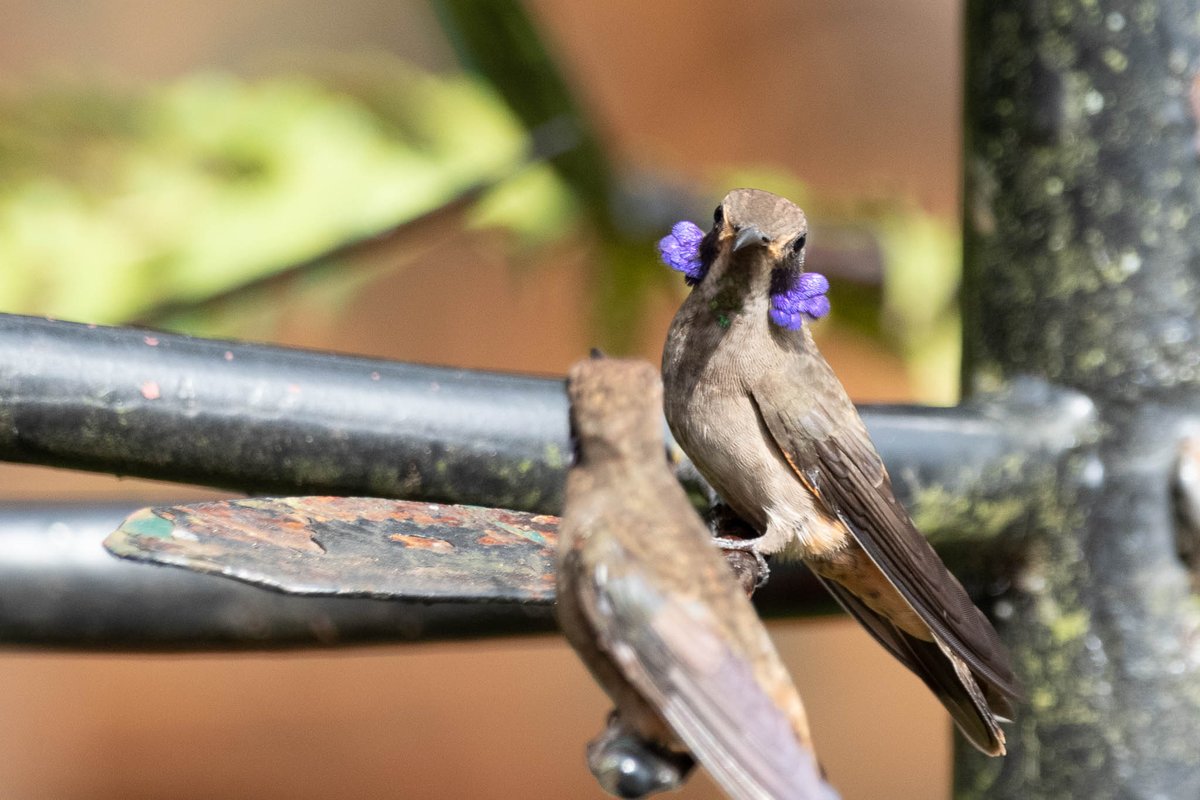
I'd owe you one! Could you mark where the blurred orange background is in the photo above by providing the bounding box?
[0,1,962,798]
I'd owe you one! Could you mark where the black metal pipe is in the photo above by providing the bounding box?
[0,314,570,513]
[0,313,1053,519]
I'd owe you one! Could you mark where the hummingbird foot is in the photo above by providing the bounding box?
[703,503,770,591]
[713,536,771,592]
[586,712,695,799]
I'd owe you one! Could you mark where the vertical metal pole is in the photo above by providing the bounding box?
[962,1,1200,796]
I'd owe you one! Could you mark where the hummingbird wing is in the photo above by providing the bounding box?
[749,381,1020,706]
[575,526,837,800]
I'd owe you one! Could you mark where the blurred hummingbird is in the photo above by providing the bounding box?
[558,357,837,800]
[660,188,1018,756]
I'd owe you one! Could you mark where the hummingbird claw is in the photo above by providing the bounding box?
[703,503,770,592]
[713,536,771,592]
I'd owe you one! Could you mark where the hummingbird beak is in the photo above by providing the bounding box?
[732,225,769,253]
[567,409,582,467]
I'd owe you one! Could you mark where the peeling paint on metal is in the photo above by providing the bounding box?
[104,497,560,603]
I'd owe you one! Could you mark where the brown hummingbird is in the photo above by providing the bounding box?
[660,188,1018,756]
[558,357,837,799]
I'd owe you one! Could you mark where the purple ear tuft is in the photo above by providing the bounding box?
[769,269,831,330]
[801,293,831,320]
[658,221,705,284]
[795,272,830,298]
[769,306,802,330]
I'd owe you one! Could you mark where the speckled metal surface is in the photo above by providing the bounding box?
[0,314,570,513]
[961,1,1200,796]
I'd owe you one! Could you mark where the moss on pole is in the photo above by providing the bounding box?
[962,1,1200,796]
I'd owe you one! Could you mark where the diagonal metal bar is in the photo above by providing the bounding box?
[0,501,832,648]
[0,503,557,648]
[105,497,562,604]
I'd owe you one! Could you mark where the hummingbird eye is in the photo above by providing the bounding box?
[790,233,807,253]
[713,205,724,226]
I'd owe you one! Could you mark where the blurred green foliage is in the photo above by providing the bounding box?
[0,62,572,324]
[0,7,961,402]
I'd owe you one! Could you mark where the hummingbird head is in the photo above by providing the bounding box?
[566,358,665,466]
[719,188,809,264]
[659,189,829,330]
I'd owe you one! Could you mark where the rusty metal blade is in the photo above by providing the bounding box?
[104,497,559,604]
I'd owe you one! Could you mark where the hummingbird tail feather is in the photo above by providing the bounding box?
[812,573,1007,756]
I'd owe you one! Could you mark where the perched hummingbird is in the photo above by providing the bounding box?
[660,189,1018,756]
[558,357,837,800]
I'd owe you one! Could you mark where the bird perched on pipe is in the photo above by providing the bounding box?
[558,356,837,799]
[660,188,1019,756]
